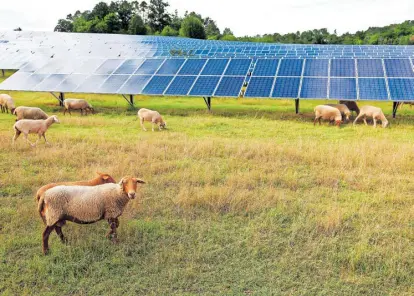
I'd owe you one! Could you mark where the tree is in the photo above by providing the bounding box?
[91,2,110,19]
[170,9,182,31]
[161,25,178,36]
[54,19,73,32]
[129,14,147,35]
[205,17,220,38]
[179,16,206,39]
[139,1,148,22]
[223,28,233,36]
[104,12,121,33]
[147,0,171,32]
[221,34,237,41]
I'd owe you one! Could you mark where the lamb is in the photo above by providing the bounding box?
[35,172,116,202]
[0,94,16,114]
[137,108,167,132]
[314,105,342,127]
[325,104,352,121]
[63,99,94,116]
[353,106,389,128]
[13,106,48,121]
[339,100,360,115]
[12,115,60,147]
[38,176,146,254]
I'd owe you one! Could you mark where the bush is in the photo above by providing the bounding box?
[179,16,206,39]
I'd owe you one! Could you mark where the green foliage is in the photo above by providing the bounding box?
[147,0,171,32]
[128,14,147,35]
[221,34,237,41]
[161,25,178,36]
[179,16,206,39]
[54,19,73,32]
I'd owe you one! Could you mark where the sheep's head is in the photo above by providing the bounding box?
[119,176,146,199]
[382,120,389,128]
[96,172,116,184]
[10,108,16,114]
[51,115,60,124]
[160,121,167,129]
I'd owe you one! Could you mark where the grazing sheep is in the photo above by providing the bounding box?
[13,106,48,121]
[353,106,389,128]
[12,115,60,147]
[325,104,351,121]
[0,94,15,114]
[314,105,342,127]
[137,108,167,132]
[339,100,360,115]
[38,176,146,254]
[35,172,116,202]
[63,99,94,116]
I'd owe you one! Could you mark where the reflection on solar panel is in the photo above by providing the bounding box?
[214,77,245,97]
[76,75,109,93]
[114,59,144,74]
[98,75,130,93]
[135,59,165,74]
[156,59,185,75]
[95,59,124,75]
[118,75,151,94]
[34,74,68,92]
[57,74,89,92]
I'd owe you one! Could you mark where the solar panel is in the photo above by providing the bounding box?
[98,75,130,93]
[330,59,355,77]
[388,78,414,100]
[135,59,165,74]
[142,75,174,94]
[95,59,124,75]
[156,59,185,75]
[75,75,109,93]
[384,59,414,77]
[252,59,279,76]
[358,78,388,100]
[277,59,303,77]
[114,59,144,74]
[300,78,328,98]
[201,59,229,75]
[304,59,328,76]
[164,76,197,95]
[329,78,357,99]
[245,77,274,98]
[214,76,245,97]
[74,59,105,74]
[178,59,207,75]
[117,75,152,94]
[189,76,221,96]
[56,74,89,92]
[357,59,384,77]
[272,77,300,98]
[0,71,32,89]
[224,59,251,76]
[34,74,68,91]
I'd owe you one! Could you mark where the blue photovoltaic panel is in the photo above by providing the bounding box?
[114,59,144,74]
[253,59,279,76]
[118,75,152,94]
[98,75,130,93]
[189,76,221,96]
[224,59,251,76]
[178,59,207,75]
[357,59,384,77]
[304,59,328,76]
[95,59,124,75]
[329,78,357,99]
[358,78,388,100]
[277,59,303,76]
[76,75,109,93]
[142,75,174,95]
[300,78,328,98]
[214,76,245,97]
[245,77,274,97]
[330,59,355,77]
[384,59,414,77]
[388,79,414,100]
[272,77,300,98]
[201,59,229,75]
[165,76,197,95]
[156,59,185,75]
[34,74,68,91]
[57,74,89,92]
[135,59,165,74]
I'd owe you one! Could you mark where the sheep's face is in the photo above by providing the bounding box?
[160,121,167,129]
[53,116,60,124]
[97,172,116,184]
[382,121,389,128]
[120,177,146,199]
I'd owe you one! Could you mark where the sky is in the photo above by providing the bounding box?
[0,0,413,36]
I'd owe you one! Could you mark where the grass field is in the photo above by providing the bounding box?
[0,71,413,295]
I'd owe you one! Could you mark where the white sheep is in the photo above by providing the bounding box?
[137,108,167,132]
[325,104,351,121]
[12,115,60,147]
[0,94,16,114]
[353,106,389,128]
[38,176,146,254]
[63,99,94,116]
[13,106,48,121]
[314,105,342,127]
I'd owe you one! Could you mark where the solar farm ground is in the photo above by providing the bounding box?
[0,71,413,295]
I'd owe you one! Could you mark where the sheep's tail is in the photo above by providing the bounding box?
[38,194,47,224]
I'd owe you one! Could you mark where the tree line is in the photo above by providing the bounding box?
[54,1,414,45]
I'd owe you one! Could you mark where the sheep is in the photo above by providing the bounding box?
[38,176,146,254]
[13,106,48,121]
[35,172,116,202]
[12,115,60,147]
[325,104,352,121]
[137,108,167,132]
[0,94,15,114]
[353,106,389,128]
[339,100,360,116]
[63,99,94,116]
[314,105,342,127]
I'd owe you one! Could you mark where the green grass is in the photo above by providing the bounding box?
[0,70,413,295]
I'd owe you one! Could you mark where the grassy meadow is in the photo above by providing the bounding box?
[0,71,413,295]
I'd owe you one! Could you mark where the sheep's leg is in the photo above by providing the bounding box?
[12,129,21,145]
[42,134,50,145]
[152,122,156,132]
[63,108,67,116]
[24,134,36,147]
[42,225,55,255]
[363,117,368,126]
[313,118,318,126]
[106,218,119,243]
[55,226,67,244]
[140,118,147,131]
[373,118,377,128]
[353,114,363,126]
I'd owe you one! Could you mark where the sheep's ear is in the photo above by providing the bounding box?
[118,178,126,185]
[134,178,146,184]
